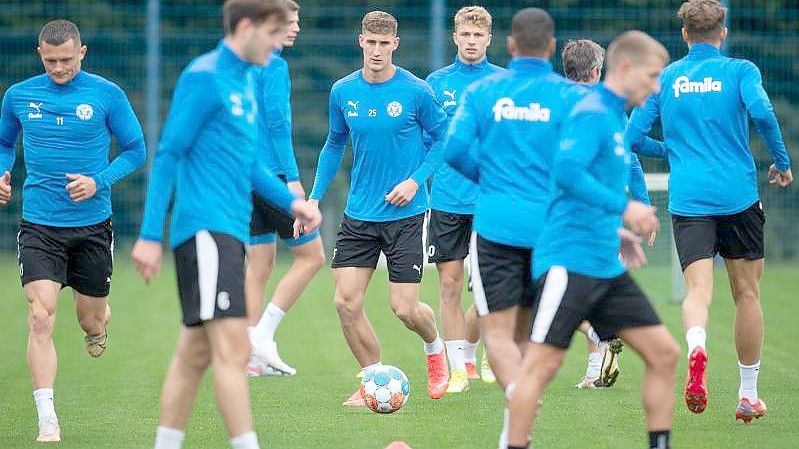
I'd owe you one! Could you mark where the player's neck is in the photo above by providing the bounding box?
[457,55,486,65]
[362,64,396,84]
[687,40,722,50]
[602,77,627,103]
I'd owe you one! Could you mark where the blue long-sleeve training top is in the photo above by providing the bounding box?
[0,71,146,227]
[425,57,505,215]
[443,57,583,249]
[309,66,448,222]
[627,43,791,216]
[254,50,299,181]
[139,42,296,248]
[534,84,633,280]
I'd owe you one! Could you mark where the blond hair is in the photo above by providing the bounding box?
[454,6,492,31]
[362,11,397,36]
[606,30,669,73]
[678,0,727,42]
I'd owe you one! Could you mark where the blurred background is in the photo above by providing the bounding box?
[0,0,796,267]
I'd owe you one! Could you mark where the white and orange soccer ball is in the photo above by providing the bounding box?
[359,365,410,414]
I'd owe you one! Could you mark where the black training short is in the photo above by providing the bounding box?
[426,210,473,263]
[469,233,535,317]
[672,201,765,270]
[331,213,425,283]
[18,218,114,297]
[174,231,247,326]
[250,175,294,241]
[530,268,661,349]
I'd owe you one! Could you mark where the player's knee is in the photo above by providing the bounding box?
[302,245,326,271]
[733,287,760,306]
[439,276,461,302]
[391,303,415,326]
[649,339,680,373]
[27,300,55,336]
[334,295,362,322]
[178,347,211,373]
[248,256,274,281]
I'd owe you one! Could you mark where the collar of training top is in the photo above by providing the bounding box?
[687,42,722,60]
[507,57,552,74]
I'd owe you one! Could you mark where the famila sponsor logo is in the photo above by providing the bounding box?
[672,76,722,98]
[492,97,550,122]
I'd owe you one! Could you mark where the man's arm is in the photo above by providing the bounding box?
[95,85,147,189]
[629,153,651,205]
[443,85,480,182]
[308,89,349,202]
[0,89,19,174]
[627,92,662,157]
[0,90,18,205]
[409,84,449,186]
[740,61,791,173]
[138,71,220,242]
[261,60,300,182]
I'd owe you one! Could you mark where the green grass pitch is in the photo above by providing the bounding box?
[1,259,797,448]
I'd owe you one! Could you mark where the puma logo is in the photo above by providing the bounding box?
[412,264,422,276]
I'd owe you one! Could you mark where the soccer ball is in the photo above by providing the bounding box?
[359,365,410,414]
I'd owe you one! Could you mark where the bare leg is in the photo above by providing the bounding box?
[438,260,466,341]
[479,306,522,389]
[74,291,110,337]
[465,304,479,344]
[389,282,438,343]
[682,258,714,332]
[507,343,567,446]
[333,267,380,366]
[158,326,212,430]
[269,237,325,313]
[25,280,61,390]
[618,325,679,431]
[724,258,764,365]
[244,243,276,326]
[205,318,254,437]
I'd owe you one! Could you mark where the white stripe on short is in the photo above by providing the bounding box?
[469,232,489,316]
[195,230,219,321]
[530,266,568,343]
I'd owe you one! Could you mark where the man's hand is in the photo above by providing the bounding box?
[131,239,163,284]
[385,179,419,207]
[0,171,11,205]
[647,230,657,247]
[768,164,793,188]
[65,174,97,202]
[287,180,306,199]
[291,198,322,235]
[618,228,648,269]
[622,200,660,236]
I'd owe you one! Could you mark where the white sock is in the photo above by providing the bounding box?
[445,340,466,371]
[254,302,285,343]
[362,361,382,371]
[586,351,603,379]
[586,326,601,346]
[685,326,707,355]
[464,340,478,363]
[423,334,444,355]
[230,431,260,449]
[738,361,760,402]
[33,388,56,423]
[498,383,516,449]
[246,326,256,346]
[155,426,185,449]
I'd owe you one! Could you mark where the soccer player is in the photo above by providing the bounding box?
[246,0,326,377]
[627,0,792,421]
[560,38,650,390]
[0,20,146,442]
[131,2,321,448]
[424,5,504,392]
[505,30,679,449]
[308,11,450,404]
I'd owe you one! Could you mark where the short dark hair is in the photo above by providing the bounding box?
[39,20,81,46]
[511,8,554,54]
[562,39,605,82]
[223,0,287,35]
[678,0,727,42]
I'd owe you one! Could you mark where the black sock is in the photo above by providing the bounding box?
[507,446,529,449]
[649,430,671,449]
